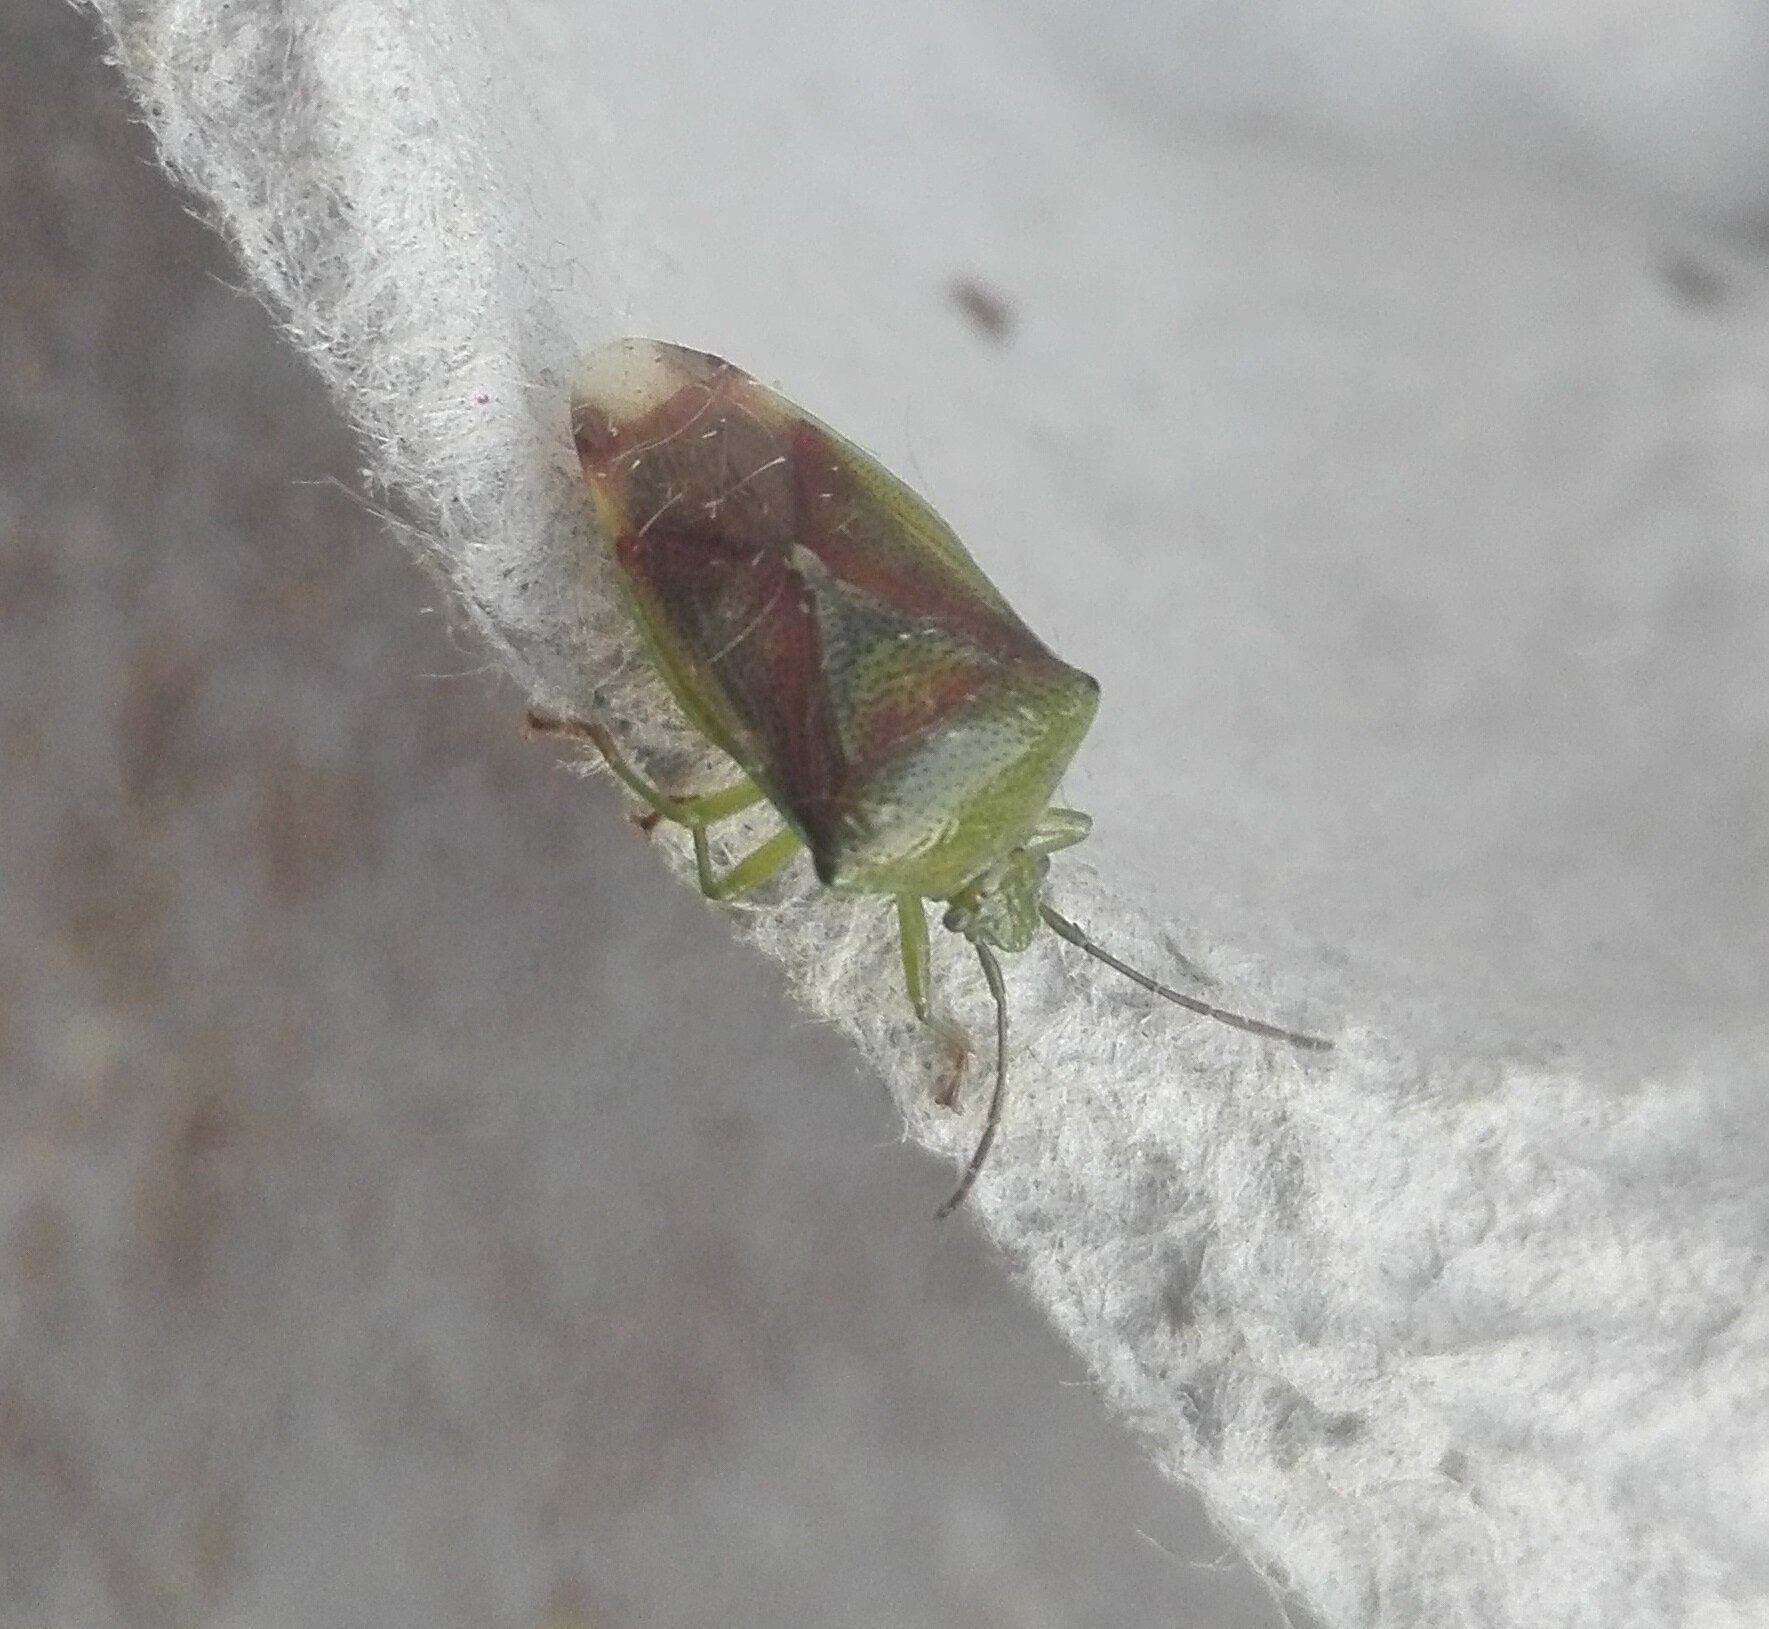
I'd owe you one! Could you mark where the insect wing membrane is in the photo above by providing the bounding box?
[573,341,1098,892]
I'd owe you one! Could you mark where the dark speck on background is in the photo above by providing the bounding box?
[1658,253,1729,309]
[947,276,1016,342]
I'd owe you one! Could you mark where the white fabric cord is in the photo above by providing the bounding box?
[82,2,1769,1625]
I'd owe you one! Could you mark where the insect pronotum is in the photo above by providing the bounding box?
[534,340,1332,1215]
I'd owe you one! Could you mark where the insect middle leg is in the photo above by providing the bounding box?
[526,710,800,901]
[896,894,972,1107]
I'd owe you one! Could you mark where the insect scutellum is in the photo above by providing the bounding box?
[545,338,1333,1215]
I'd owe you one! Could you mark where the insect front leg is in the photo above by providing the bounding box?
[896,894,971,1107]
[526,710,799,901]
[692,825,799,901]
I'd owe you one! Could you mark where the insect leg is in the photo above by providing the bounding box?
[525,711,763,825]
[528,709,799,900]
[897,894,935,1023]
[896,895,970,1106]
[692,825,800,901]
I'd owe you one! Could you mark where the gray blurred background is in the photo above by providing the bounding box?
[0,3,1297,1625]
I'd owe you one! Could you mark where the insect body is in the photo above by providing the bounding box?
[541,339,1330,1214]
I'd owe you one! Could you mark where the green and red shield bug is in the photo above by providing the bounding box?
[532,339,1332,1214]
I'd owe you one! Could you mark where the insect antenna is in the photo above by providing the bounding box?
[1039,905,1332,1052]
[936,941,1011,1218]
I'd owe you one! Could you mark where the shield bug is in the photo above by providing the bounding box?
[535,339,1331,1214]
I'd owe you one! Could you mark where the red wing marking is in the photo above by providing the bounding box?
[617,522,848,840]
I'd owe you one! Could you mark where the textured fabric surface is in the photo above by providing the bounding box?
[74,1,1769,1625]
[4,12,1275,1628]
